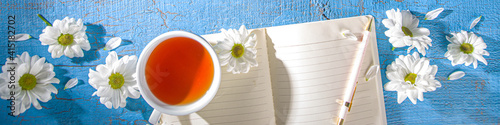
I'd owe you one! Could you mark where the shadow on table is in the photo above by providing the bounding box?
[70,23,106,64]
[42,67,85,124]
[125,97,154,121]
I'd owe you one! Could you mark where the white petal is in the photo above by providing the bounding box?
[218,51,231,66]
[472,53,488,65]
[424,8,444,20]
[96,65,112,76]
[9,34,31,41]
[406,89,418,104]
[112,90,119,109]
[29,57,45,75]
[16,63,29,77]
[397,91,407,104]
[64,78,79,90]
[382,19,395,28]
[430,65,438,76]
[107,51,119,64]
[384,81,401,91]
[240,62,250,73]
[45,83,58,94]
[365,65,380,81]
[63,46,75,58]
[79,41,91,51]
[31,93,42,110]
[32,85,52,102]
[50,45,64,58]
[96,86,112,97]
[243,51,258,67]
[127,87,141,99]
[473,59,478,69]
[417,91,424,101]
[215,41,233,52]
[388,37,406,47]
[19,52,31,64]
[341,30,358,41]
[104,37,122,50]
[470,16,482,29]
[35,71,55,82]
[71,45,84,57]
[448,71,465,80]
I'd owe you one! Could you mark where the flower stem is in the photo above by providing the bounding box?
[37,14,52,26]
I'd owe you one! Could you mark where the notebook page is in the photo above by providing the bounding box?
[159,29,276,125]
[266,16,386,125]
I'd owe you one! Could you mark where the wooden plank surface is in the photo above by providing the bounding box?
[0,0,499,124]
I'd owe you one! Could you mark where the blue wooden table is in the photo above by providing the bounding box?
[1,0,499,124]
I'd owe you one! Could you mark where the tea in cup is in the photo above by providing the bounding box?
[136,31,221,124]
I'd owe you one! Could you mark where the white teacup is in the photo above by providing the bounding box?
[136,31,221,124]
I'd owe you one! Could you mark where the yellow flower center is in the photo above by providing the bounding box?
[108,73,125,89]
[460,43,474,54]
[19,73,37,90]
[58,34,74,46]
[231,44,245,58]
[404,73,417,85]
[401,26,413,37]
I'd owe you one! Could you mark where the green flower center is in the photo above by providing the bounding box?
[57,34,74,46]
[404,73,417,85]
[401,26,413,37]
[19,74,37,90]
[108,73,125,89]
[460,43,474,54]
[231,44,245,58]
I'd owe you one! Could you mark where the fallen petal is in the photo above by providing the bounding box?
[424,8,444,20]
[448,71,465,80]
[336,99,343,105]
[470,16,482,29]
[64,78,79,90]
[365,65,380,81]
[104,37,122,50]
[341,30,358,41]
[9,34,31,41]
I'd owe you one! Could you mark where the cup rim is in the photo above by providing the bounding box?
[136,31,221,116]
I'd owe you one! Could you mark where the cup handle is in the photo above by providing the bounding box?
[149,109,161,124]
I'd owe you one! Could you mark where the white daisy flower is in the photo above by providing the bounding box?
[88,51,140,109]
[382,8,432,56]
[39,17,91,58]
[214,25,258,74]
[445,31,488,69]
[384,52,441,104]
[0,52,60,115]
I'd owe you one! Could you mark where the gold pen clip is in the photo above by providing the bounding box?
[348,82,358,112]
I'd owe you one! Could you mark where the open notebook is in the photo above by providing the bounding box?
[158,15,387,125]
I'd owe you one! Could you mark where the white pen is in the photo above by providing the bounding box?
[336,17,373,125]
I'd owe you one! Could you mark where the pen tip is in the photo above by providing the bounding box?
[364,17,373,31]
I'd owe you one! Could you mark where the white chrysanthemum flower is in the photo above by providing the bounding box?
[0,52,59,115]
[445,31,488,69]
[384,52,441,104]
[214,25,258,74]
[39,17,90,58]
[383,8,432,56]
[88,51,140,109]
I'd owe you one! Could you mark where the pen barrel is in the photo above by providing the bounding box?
[338,30,371,124]
[342,30,370,101]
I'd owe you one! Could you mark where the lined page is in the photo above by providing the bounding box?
[159,29,276,125]
[266,16,386,125]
